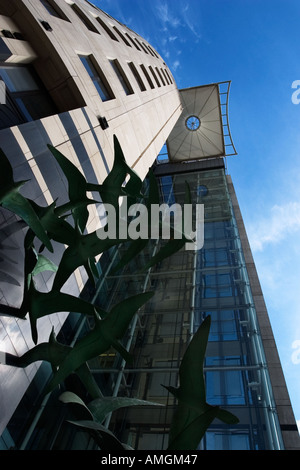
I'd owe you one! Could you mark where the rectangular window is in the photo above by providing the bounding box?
[141,42,149,54]
[113,27,131,46]
[71,4,99,33]
[164,68,173,84]
[149,46,159,58]
[161,68,170,84]
[208,310,238,341]
[140,64,154,89]
[40,0,69,20]
[125,33,141,50]
[202,273,236,298]
[155,67,166,85]
[205,431,250,450]
[109,59,134,96]
[79,55,114,102]
[203,248,229,267]
[206,358,246,405]
[135,38,149,54]
[96,16,118,41]
[0,65,58,130]
[128,62,146,91]
[149,66,161,87]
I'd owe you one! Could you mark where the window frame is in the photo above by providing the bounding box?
[109,59,134,96]
[79,55,115,102]
[128,62,146,92]
[71,4,100,33]
[140,64,155,89]
[39,0,70,21]
[96,16,118,41]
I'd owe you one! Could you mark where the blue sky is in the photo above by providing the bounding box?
[95,0,300,431]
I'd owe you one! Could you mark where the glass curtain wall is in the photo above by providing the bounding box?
[1,165,284,450]
[90,166,284,451]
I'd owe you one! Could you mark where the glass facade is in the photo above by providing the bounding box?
[88,164,284,450]
[0,162,285,450]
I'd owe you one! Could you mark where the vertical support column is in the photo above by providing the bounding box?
[226,174,300,450]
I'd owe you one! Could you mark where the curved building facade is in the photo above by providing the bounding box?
[0,0,181,445]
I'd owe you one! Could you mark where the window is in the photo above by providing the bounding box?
[205,431,250,450]
[161,68,170,84]
[39,0,69,20]
[71,4,99,33]
[149,66,161,87]
[128,62,146,91]
[96,16,118,41]
[0,65,58,130]
[113,27,131,46]
[109,59,134,96]
[155,67,166,85]
[135,38,149,54]
[164,68,173,84]
[206,357,246,405]
[79,56,114,102]
[125,33,141,50]
[197,184,208,197]
[202,248,229,267]
[140,65,154,89]
[141,42,149,54]
[207,310,238,341]
[145,45,154,56]
[149,46,159,59]
[202,273,236,298]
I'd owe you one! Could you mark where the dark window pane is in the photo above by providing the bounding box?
[110,60,133,96]
[0,65,57,129]
[40,0,68,20]
[79,56,114,102]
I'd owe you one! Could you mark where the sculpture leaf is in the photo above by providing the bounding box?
[45,291,154,393]
[52,230,123,291]
[88,396,164,424]
[91,135,143,208]
[28,280,102,344]
[164,316,239,449]
[60,392,163,425]
[142,181,193,271]
[31,254,58,277]
[111,170,159,273]
[0,329,71,370]
[47,145,98,233]
[0,148,53,252]
[24,199,78,249]
[65,420,128,450]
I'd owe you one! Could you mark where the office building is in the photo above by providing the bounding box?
[0,0,299,450]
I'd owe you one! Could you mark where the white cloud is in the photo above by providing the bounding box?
[172,60,180,71]
[155,2,181,28]
[181,2,202,40]
[248,202,300,252]
[291,340,300,365]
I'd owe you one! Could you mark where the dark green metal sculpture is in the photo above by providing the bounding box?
[163,316,239,449]
[0,136,238,450]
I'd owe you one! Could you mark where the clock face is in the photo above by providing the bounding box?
[186,115,201,131]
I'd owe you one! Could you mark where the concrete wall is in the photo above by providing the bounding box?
[0,0,182,437]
